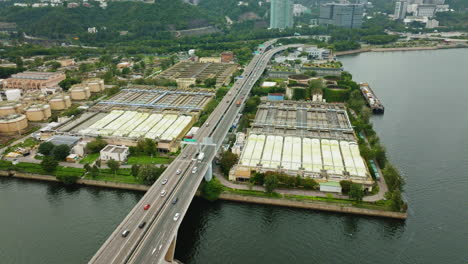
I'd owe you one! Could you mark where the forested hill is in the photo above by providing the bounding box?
[0,0,218,40]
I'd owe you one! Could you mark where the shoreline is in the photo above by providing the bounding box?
[0,171,406,220]
[335,44,468,56]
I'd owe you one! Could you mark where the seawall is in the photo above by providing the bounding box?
[335,44,468,56]
[0,171,406,219]
[0,171,150,192]
[217,193,407,220]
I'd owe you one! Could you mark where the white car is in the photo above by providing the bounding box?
[160,190,166,197]
[192,167,198,174]
[176,169,181,175]
[173,213,180,221]
[161,178,168,185]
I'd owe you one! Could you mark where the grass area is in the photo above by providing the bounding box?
[84,168,142,184]
[79,153,99,164]
[11,162,85,177]
[4,137,39,154]
[224,187,282,198]
[126,155,173,165]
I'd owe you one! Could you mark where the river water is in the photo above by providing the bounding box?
[1,49,467,264]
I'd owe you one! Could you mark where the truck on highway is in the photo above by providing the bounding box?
[236,100,241,107]
[197,152,205,162]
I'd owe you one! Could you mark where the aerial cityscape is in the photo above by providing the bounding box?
[0,0,467,263]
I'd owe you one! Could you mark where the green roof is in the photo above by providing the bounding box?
[319,181,341,187]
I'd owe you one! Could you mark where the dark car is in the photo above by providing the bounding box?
[172,197,178,205]
[138,222,146,229]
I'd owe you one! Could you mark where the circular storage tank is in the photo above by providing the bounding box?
[86,79,104,93]
[49,95,72,110]
[0,114,28,134]
[25,104,51,121]
[0,103,22,117]
[70,86,91,100]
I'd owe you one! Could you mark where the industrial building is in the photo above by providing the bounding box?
[100,144,130,162]
[54,87,212,152]
[231,100,373,192]
[319,3,364,29]
[3,71,66,91]
[90,86,214,114]
[70,85,91,100]
[157,61,238,88]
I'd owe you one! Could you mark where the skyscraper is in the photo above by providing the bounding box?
[270,0,294,29]
[319,3,364,29]
[394,1,408,20]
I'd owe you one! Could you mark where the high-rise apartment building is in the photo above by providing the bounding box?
[394,1,408,20]
[270,0,294,29]
[319,3,364,29]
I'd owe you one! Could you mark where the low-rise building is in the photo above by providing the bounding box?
[4,71,66,91]
[100,145,129,162]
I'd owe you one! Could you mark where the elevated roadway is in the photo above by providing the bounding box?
[90,40,302,264]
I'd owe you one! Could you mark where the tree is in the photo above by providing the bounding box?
[137,164,166,185]
[56,174,79,185]
[41,156,58,173]
[349,183,364,202]
[128,164,139,178]
[340,180,352,194]
[250,172,265,185]
[382,164,405,192]
[201,177,224,201]
[58,77,80,91]
[52,144,70,161]
[304,70,317,77]
[86,137,107,153]
[302,178,318,190]
[264,172,279,193]
[387,190,404,211]
[84,163,91,172]
[121,67,131,75]
[46,61,61,70]
[107,159,120,175]
[38,142,55,155]
[90,165,100,178]
[220,151,238,176]
[204,77,216,87]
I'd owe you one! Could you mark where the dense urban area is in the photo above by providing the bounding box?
[0,0,467,263]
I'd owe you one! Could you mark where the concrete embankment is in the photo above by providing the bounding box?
[0,171,150,192]
[336,44,467,56]
[217,193,407,220]
[0,171,406,219]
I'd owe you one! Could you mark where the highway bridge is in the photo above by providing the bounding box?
[89,40,302,264]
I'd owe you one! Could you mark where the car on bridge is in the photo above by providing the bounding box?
[176,169,181,175]
[138,222,146,229]
[161,178,168,185]
[143,204,150,210]
[160,190,166,197]
[173,213,180,221]
[121,230,130,237]
[192,167,198,174]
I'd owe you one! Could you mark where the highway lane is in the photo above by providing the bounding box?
[90,39,302,264]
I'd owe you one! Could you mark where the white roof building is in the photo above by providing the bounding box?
[100,145,129,162]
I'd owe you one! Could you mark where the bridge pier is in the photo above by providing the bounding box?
[204,163,212,182]
[164,234,177,262]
